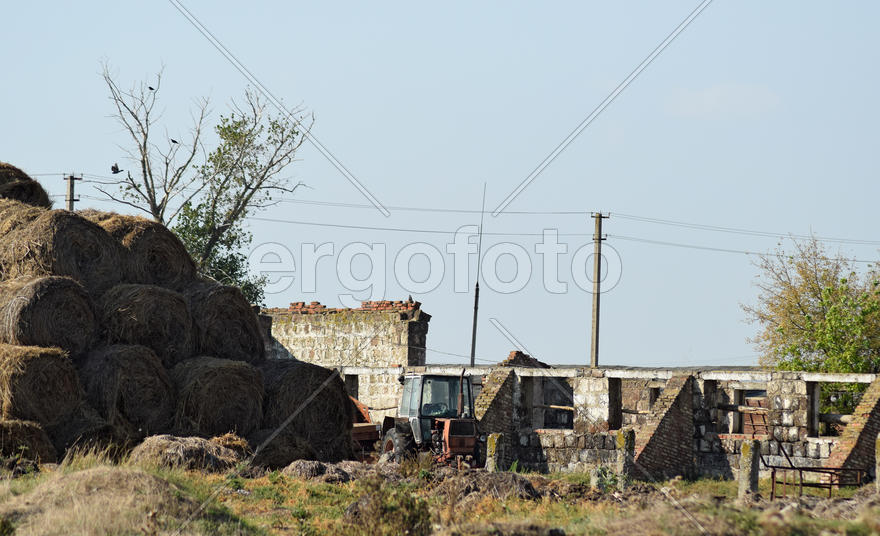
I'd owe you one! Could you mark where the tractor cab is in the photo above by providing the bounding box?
[382,372,481,464]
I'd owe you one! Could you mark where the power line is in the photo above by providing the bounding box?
[609,234,877,264]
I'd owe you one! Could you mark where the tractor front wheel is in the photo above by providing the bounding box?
[382,429,413,460]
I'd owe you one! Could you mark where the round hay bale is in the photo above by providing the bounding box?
[259,359,353,463]
[0,180,51,209]
[0,162,32,185]
[0,199,44,236]
[185,281,264,364]
[80,210,196,289]
[0,276,96,355]
[0,210,124,297]
[248,428,317,469]
[0,344,81,426]
[45,402,119,457]
[0,420,56,462]
[79,345,175,439]
[170,356,263,438]
[99,285,194,367]
[129,434,240,472]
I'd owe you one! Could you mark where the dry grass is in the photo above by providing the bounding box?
[129,435,241,473]
[0,276,96,355]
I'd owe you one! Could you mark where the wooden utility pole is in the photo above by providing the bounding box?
[64,174,81,211]
[590,212,608,367]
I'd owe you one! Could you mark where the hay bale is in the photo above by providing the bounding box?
[185,281,264,364]
[170,356,263,438]
[260,359,353,462]
[45,402,118,456]
[0,162,31,185]
[80,210,196,289]
[0,420,56,462]
[0,344,81,426]
[0,180,51,209]
[99,284,195,367]
[78,345,175,439]
[0,210,124,297]
[0,198,44,236]
[248,427,317,469]
[129,434,240,472]
[0,163,48,207]
[0,276,96,355]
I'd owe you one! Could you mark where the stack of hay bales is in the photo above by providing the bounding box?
[0,164,352,465]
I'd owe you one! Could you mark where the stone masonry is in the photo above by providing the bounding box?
[634,375,695,479]
[824,378,880,483]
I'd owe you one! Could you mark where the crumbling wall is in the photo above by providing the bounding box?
[264,299,430,368]
[512,429,628,474]
[475,369,517,469]
[824,378,880,482]
[634,375,695,479]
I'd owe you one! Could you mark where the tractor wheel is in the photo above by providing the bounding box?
[382,429,413,461]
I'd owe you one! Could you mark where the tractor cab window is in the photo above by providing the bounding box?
[420,376,473,418]
[400,377,421,417]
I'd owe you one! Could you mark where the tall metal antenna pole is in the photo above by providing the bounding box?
[469,183,487,367]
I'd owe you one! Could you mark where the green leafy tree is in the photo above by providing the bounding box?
[173,201,266,304]
[743,238,880,413]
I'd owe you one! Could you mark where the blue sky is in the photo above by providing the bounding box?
[3,2,879,368]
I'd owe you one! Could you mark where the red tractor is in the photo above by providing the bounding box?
[381,371,482,466]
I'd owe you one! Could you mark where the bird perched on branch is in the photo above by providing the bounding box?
[111,163,123,174]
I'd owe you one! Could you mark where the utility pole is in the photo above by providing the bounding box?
[64,174,81,211]
[469,183,487,367]
[590,212,608,367]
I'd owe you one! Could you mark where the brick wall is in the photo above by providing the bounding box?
[264,298,430,368]
[824,378,880,483]
[634,375,695,479]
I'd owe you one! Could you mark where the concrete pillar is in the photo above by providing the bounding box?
[486,433,503,473]
[738,439,760,498]
[615,428,635,489]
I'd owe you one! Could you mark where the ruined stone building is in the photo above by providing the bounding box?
[262,299,880,482]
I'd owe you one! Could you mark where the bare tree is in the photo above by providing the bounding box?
[101,63,208,224]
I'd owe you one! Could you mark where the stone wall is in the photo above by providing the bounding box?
[475,369,517,469]
[512,429,630,474]
[634,375,695,479]
[264,298,430,368]
[824,378,880,483]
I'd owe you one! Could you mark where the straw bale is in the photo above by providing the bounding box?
[0,276,95,355]
[0,344,81,426]
[259,359,353,463]
[0,210,124,296]
[0,180,51,209]
[0,419,56,462]
[185,281,264,364]
[80,210,196,289]
[45,402,118,456]
[170,356,263,438]
[78,345,175,439]
[99,284,194,367]
[248,428,317,469]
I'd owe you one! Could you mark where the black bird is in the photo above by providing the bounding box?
[111,163,123,174]
[148,86,155,91]
[170,139,179,144]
